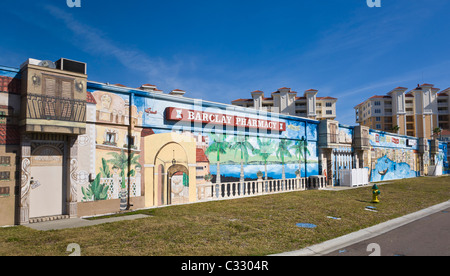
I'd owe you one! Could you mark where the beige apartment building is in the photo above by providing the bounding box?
[354,84,450,139]
[232,87,337,120]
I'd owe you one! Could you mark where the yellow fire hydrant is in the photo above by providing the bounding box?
[372,184,381,203]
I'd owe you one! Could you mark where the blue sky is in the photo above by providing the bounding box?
[1,0,450,125]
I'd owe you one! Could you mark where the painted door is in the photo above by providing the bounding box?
[29,146,65,218]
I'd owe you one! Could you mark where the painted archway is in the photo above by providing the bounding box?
[143,132,198,207]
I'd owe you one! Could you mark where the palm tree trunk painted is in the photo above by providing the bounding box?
[264,162,268,180]
[216,149,222,184]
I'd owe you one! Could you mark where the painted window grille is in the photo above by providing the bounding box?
[0,171,10,180]
[0,156,10,165]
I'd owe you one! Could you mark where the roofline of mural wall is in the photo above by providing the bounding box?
[87,81,321,125]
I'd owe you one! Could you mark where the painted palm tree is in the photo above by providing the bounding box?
[107,150,140,190]
[230,135,255,182]
[205,133,229,184]
[252,137,274,180]
[292,137,310,177]
[276,138,293,180]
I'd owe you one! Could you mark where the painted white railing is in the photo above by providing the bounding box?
[197,176,327,202]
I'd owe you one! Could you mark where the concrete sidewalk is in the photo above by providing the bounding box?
[271,200,450,256]
[24,214,151,231]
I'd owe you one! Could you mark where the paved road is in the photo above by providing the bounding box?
[325,208,450,256]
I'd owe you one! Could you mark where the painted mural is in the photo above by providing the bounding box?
[438,142,449,174]
[77,84,321,208]
[368,131,419,182]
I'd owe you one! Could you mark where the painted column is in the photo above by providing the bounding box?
[67,137,78,218]
[19,135,31,225]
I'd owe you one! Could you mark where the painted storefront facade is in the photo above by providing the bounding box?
[78,82,321,214]
[0,58,448,226]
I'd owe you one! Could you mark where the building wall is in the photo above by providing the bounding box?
[80,83,321,211]
[367,130,420,182]
[0,66,21,226]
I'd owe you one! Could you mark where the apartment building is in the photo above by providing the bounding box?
[354,84,450,139]
[231,87,337,120]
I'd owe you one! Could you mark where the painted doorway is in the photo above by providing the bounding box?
[29,145,65,218]
[167,164,189,205]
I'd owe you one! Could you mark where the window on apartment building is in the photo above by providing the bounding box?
[326,110,332,115]
[374,101,381,106]
[376,124,382,129]
[406,100,413,104]
[0,156,10,166]
[376,117,381,122]
[374,109,381,114]
[439,115,449,121]
[406,108,413,112]
[326,102,332,107]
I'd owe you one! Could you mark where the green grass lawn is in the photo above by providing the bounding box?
[1,176,449,256]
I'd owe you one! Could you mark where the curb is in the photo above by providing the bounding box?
[271,200,450,256]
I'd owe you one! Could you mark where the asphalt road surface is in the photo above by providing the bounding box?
[325,208,450,256]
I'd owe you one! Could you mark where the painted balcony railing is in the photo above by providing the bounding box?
[26,93,86,122]
[197,176,327,202]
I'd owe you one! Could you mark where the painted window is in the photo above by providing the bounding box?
[0,156,10,166]
[0,171,10,180]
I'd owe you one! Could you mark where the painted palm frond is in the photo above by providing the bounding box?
[276,138,293,164]
[230,135,254,163]
[205,133,229,162]
[293,137,310,161]
[253,137,274,164]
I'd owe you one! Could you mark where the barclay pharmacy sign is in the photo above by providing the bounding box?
[166,107,287,132]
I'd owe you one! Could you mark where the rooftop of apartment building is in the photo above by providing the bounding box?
[232,87,337,103]
[354,84,449,108]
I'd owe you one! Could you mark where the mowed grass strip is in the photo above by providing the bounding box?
[0,176,449,256]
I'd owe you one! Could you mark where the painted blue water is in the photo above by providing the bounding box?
[371,155,417,182]
[210,163,320,179]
